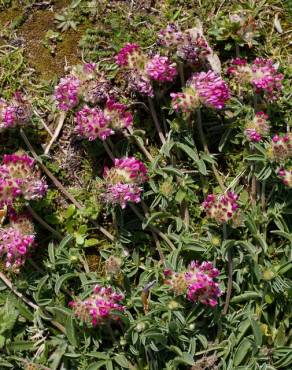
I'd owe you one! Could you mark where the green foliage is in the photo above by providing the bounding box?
[0,0,291,369]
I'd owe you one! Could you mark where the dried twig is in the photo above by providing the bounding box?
[44,111,66,154]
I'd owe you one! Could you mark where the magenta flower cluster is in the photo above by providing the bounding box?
[244,111,270,142]
[54,76,81,111]
[76,98,133,141]
[145,55,177,82]
[202,191,239,224]
[69,284,125,326]
[0,93,32,130]
[115,43,177,97]
[228,58,283,101]
[103,157,148,209]
[54,63,112,110]
[278,167,292,188]
[251,58,284,101]
[164,260,222,307]
[270,134,292,162]
[0,213,35,273]
[0,153,47,207]
[158,24,212,64]
[171,71,230,112]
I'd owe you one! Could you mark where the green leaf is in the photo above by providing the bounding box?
[86,362,106,370]
[114,354,130,368]
[250,319,262,347]
[175,189,186,203]
[231,292,261,303]
[65,316,78,347]
[65,205,76,218]
[176,142,199,161]
[197,159,207,175]
[142,212,169,229]
[175,353,196,366]
[233,338,252,366]
[55,273,78,294]
[59,234,74,249]
[84,238,100,247]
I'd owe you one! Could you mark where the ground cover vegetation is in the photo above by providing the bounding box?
[0,0,291,369]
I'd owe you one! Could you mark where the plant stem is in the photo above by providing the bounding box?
[261,180,266,211]
[103,141,115,161]
[26,204,63,240]
[196,109,225,191]
[148,97,166,145]
[100,141,174,251]
[20,129,115,242]
[235,43,240,58]
[130,203,176,251]
[44,111,66,155]
[178,62,185,86]
[0,271,66,334]
[125,128,153,161]
[222,224,232,315]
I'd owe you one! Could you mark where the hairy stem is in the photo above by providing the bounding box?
[178,62,185,86]
[26,204,63,240]
[148,97,166,145]
[20,129,115,242]
[0,271,66,334]
[223,224,232,315]
[130,203,176,251]
[196,109,225,191]
[103,140,115,161]
[261,180,266,211]
[125,128,153,161]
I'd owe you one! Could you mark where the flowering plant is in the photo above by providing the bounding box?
[0,3,291,370]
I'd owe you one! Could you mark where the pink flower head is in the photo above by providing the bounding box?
[165,261,222,307]
[158,24,183,48]
[76,106,113,141]
[202,191,239,224]
[0,93,32,130]
[171,71,230,112]
[69,284,125,326]
[171,88,200,113]
[158,24,212,65]
[227,58,252,82]
[251,58,283,101]
[244,111,270,142]
[115,43,141,67]
[0,153,47,203]
[0,178,22,207]
[54,76,81,111]
[146,55,177,82]
[104,99,133,130]
[190,71,230,109]
[278,167,292,188]
[270,134,292,162]
[0,214,35,273]
[103,157,147,208]
[128,72,154,97]
[0,99,16,129]
[109,157,148,184]
[185,261,222,307]
[103,183,142,209]
[177,33,212,64]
